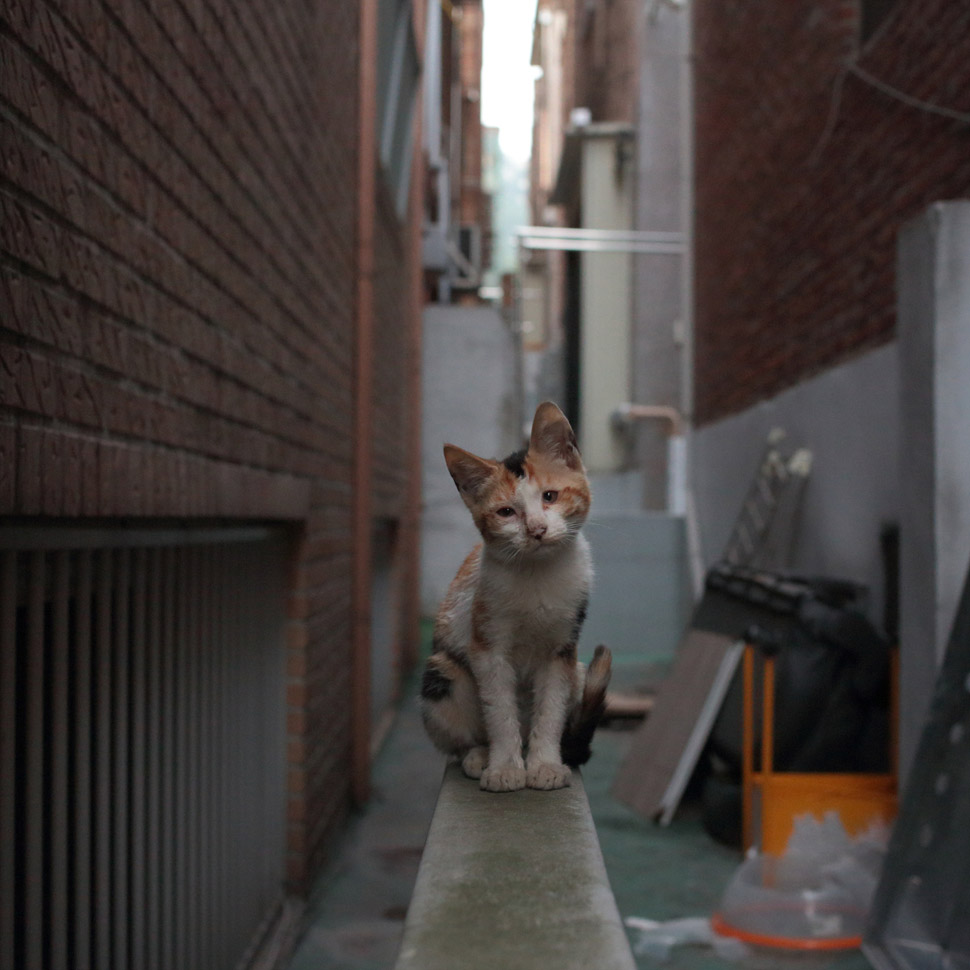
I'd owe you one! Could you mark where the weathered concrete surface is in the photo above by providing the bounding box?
[421,305,523,615]
[394,764,636,970]
[897,200,970,782]
[582,512,690,690]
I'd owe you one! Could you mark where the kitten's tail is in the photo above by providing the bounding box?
[561,645,612,766]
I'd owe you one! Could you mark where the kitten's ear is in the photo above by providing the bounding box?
[530,402,582,469]
[443,444,496,500]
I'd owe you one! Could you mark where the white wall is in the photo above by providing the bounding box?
[691,201,970,785]
[633,1,686,509]
[579,130,634,473]
[691,343,900,624]
[897,200,970,780]
[420,305,522,615]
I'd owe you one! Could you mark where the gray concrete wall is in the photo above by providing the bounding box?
[394,765,636,970]
[633,2,685,509]
[690,202,970,787]
[579,130,635,473]
[691,343,900,626]
[582,512,690,690]
[897,200,970,780]
[420,305,523,615]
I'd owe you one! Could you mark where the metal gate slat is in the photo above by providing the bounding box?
[112,547,131,970]
[130,548,148,970]
[175,545,190,969]
[161,546,177,970]
[0,551,18,969]
[50,550,71,970]
[145,546,163,970]
[95,548,114,970]
[0,528,290,970]
[25,550,47,970]
[74,550,94,968]
[186,544,201,967]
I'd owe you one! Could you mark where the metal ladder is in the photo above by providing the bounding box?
[722,429,813,569]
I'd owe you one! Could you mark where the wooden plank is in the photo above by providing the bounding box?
[612,628,739,821]
[604,692,654,720]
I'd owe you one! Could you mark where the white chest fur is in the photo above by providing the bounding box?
[479,533,592,653]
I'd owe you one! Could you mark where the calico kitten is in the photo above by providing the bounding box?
[420,401,612,792]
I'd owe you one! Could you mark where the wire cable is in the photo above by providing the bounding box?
[847,62,970,125]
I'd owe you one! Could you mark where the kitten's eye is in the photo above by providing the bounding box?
[542,490,559,504]
[495,506,516,518]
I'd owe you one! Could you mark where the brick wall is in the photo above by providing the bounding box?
[693,0,970,424]
[1,0,420,897]
[458,0,486,245]
[576,0,637,124]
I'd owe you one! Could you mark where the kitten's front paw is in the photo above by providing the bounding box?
[526,762,572,790]
[461,746,488,779]
[480,764,527,792]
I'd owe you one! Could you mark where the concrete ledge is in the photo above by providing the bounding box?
[394,764,636,970]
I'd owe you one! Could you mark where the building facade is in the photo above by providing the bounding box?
[1,0,427,965]
[693,0,970,424]
[690,0,970,776]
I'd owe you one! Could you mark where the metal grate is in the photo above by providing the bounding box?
[0,528,290,970]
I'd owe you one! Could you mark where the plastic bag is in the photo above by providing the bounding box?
[713,812,889,949]
[624,916,749,963]
[625,813,889,961]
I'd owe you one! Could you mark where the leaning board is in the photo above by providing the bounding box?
[612,629,740,822]
[612,570,806,823]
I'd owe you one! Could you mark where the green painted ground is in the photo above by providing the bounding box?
[286,631,874,970]
[587,722,873,970]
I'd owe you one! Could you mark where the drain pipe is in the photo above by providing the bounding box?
[611,404,686,516]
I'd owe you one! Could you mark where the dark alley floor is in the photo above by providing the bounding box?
[285,660,874,970]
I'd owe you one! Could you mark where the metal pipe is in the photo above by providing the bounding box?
[516,226,685,255]
[352,0,379,808]
[611,402,685,437]
[611,404,687,515]
[517,225,685,243]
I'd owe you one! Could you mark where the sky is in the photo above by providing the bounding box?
[480,0,539,165]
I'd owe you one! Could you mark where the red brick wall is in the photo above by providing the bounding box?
[576,0,637,124]
[1,0,420,894]
[693,0,970,424]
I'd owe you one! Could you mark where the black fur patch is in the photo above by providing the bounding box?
[420,664,452,701]
[556,642,578,661]
[560,695,606,766]
[501,448,528,478]
[569,598,588,645]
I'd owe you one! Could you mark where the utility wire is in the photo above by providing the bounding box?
[847,62,970,125]
[808,58,970,165]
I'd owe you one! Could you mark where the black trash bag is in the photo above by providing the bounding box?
[697,563,892,847]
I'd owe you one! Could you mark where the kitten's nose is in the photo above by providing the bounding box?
[529,522,547,540]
